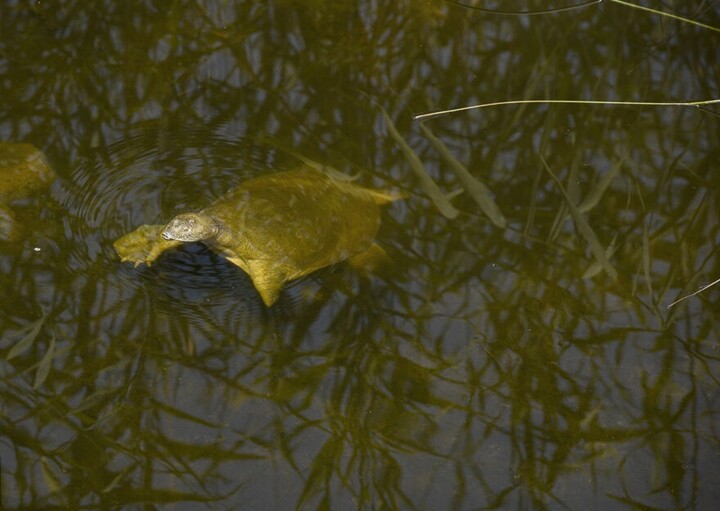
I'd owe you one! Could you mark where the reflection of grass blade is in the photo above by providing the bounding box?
[382,109,459,219]
[40,456,63,496]
[6,313,46,360]
[642,221,653,301]
[547,152,581,243]
[582,236,619,279]
[419,123,506,228]
[34,333,56,388]
[577,153,625,213]
[540,155,618,280]
[254,135,360,181]
[296,436,341,509]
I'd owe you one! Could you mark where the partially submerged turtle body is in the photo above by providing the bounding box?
[114,169,401,306]
[0,142,55,241]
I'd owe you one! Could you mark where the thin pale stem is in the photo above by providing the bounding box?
[607,0,720,34]
[667,276,720,309]
[445,0,601,16]
[414,99,720,122]
[446,0,720,33]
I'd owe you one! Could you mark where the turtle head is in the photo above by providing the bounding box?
[162,212,218,242]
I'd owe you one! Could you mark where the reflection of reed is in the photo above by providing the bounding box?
[1,0,719,509]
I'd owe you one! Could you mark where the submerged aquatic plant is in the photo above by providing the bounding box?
[417,0,720,311]
[382,108,460,219]
[417,0,719,122]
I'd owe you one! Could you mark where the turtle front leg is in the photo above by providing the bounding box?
[243,259,287,307]
[113,224,183,267]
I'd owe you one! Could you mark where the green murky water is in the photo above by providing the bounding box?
[1,1,719,509]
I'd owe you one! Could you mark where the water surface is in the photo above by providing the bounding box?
[1,1,719,509]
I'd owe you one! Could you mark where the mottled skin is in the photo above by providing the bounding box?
[114,169,400,306]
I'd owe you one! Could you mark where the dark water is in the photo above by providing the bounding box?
[1,1,720,509]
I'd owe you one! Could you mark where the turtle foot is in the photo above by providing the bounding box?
[114,224,182,266]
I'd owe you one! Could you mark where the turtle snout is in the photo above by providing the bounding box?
[161,231,173,241]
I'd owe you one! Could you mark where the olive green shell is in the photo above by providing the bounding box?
[203,170,382,275]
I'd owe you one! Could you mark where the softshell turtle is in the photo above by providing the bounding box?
[0,142,55,241]
[114,168,402,306]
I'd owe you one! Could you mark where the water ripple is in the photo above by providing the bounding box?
[61,125,274,322]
